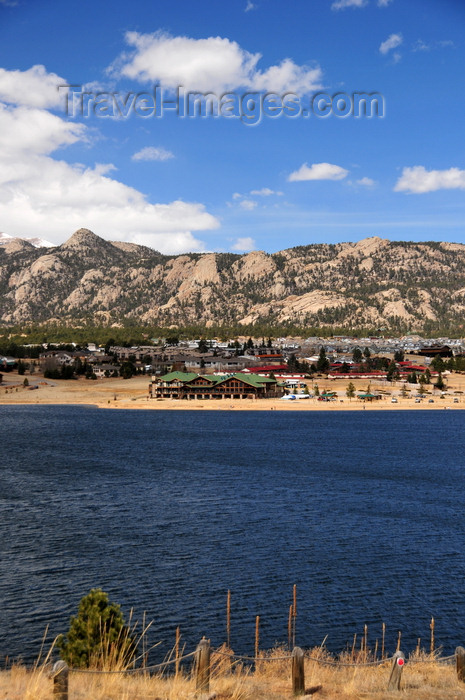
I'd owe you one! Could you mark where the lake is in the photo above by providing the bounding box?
[1,405,464,664]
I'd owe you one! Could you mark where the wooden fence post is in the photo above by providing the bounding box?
[387,651,405,691]
[175,626,181,678]
[456,646,465,683]
[195,637,211,694]
[292,646,305,696]
[255,615,260,664]
[226,590,231,650]
[52,661,69,700]
[293,585,297,648]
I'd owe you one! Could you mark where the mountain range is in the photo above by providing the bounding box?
[1,228,464,333]
[0,233,55,249]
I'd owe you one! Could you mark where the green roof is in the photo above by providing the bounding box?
[156,371,278,388]
[228,372,277,387]
[158,371,198,382]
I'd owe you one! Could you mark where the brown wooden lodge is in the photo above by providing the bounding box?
[150,371,285,400]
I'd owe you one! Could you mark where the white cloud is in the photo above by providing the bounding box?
[0,67,219,254]
[332,0,368,10]
[250,188,283,196]
[112,31,323,94]
[379,33,403,55]
[0,102,86,156]
[377,0,393,6]
[412,39,430,52]
[132,146,174,162]
[288,162,349,182]
[356,177,376,187]
[232,237,256,251]
[412,39,455,52]
[239,199,258,210]
[0,65,67,108]
[394,166,465,194]
[245,0,256,11]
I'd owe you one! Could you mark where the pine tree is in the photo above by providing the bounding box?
[346,382,355,400]
[316,347,330,373]
[431,354,445,372]
[435,373,446,391]
[57,589,137,669]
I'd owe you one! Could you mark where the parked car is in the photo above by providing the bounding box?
[391,397,398,403]
[454,397,459,403]
[428,399,434,403]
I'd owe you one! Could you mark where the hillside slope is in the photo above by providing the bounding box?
[1,229,464,332]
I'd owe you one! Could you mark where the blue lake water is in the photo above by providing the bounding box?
[1,405,464,664]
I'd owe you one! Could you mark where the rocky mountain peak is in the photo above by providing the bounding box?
[1,229,465,331]
[1,238,36,254]
[60,228,109,251]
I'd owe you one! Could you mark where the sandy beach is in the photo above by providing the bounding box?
[1,372,464,411]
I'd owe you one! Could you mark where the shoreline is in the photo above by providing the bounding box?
[1,373,464,411]
[1,397,464,412]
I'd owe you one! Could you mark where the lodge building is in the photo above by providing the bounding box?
[149,371,285,400]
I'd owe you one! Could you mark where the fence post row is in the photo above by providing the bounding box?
[292,646,305,696]
[52,660,69,700]
[195,637,211,694]
[50,641,465,697]
[387,650,405,691]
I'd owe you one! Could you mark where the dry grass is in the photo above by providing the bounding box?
[2,369,465,412]
[2,646,465,700]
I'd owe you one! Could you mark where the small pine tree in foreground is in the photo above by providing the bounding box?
[57,588,138,669]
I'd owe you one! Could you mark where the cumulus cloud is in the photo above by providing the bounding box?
[0,67,219,254]
[239,199,258,210]
[377,0,393,6]
[394,166,465,194]
[245,0,256,11]
[132,146,174,162]
[379,33,403,55]
[332,0,368,10]
[111,31,323,94]
[0,65,67,108]
[0,103,88,161]
[232,237,256,251]
[288,162,349,182]
[250,187,283,196]
[356,177,376,187]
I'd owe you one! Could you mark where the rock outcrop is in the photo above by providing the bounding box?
[1,229,464,332]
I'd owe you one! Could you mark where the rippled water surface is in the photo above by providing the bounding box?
[1,405,465,663]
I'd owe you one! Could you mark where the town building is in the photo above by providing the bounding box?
[149,371,285,400]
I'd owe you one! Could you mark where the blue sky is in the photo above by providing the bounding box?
[0,0,464,254]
